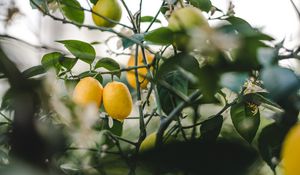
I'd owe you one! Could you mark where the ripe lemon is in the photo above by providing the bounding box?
[126,50,154,89]
[72,77,103,107]
[103,81,132,121]
[139,132,157,153]
[282,124,300,175]
[139,132,173,153]
[92,0,122,28]
[168,7,209,51]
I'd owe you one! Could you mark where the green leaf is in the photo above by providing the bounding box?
[110,119,123,136]
[78,71,103,84]
[140,16,161,23]
[220,72,248,93]
[41,52,63,71]
[89,0,98,5]
[243,93,281,109]
[190,0,212,12]
[258,123,289,171]
[57,40,96,64]
[157,71,188,115]
[60,0,84,24]
[98,118,123,136]
[95,58,121,78]
[22,65,46,78]
[158,53,200,78]
[197,66,220,101]
[122,34,144,49]
[0,89,13,110]
[226,17,273,40]
[145,27,174,45]
[59,57,77,70]
[230,102,260,143]
[200,115,223,141]
[261,66,300,101]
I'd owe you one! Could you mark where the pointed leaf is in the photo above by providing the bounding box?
[95,58,121,78]
[60,0,84,24]
[57,40,96,64]
[145,27,173,45]
[200,115,223,141]
[230,102,260,143]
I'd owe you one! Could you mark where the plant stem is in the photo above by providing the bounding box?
[156,90,201,146]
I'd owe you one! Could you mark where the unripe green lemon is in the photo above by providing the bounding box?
[126,50,154,89]
[168,7,209,51]
[103,81,132,121]
[282,124,300,175]
[92,0,122,28]
[72,77,103,107]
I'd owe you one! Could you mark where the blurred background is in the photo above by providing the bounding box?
[0,0,300,98]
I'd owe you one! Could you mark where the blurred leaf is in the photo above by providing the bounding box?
[145,27,174,45]
[197,66,219,100]
[59,57,77,70]
[60,0,84,24]
[232,38,269,71]
[99,118,123,136]
[60,163,80,175]
[89,0,98,5]
[258,123,289,171]
[200,115,223,141]
[1,89,13,110]
[122,34,144,49]
[110,119,123,136]
[189,0,212,12]
[57,40,96,64]
[261,66,300,101]
[22,65,46,78]
[230,102,260,143]
[158,53,200,78]
[140,16,161,23]
[41,52,62,72]
[95,58,121,78]
[30,0,47,10]
[78,71,103,83]
[220,72,248,93]
[226,17,273,40]
[158,71,188,115]
[90,41,102,45]
[257,48,277,67]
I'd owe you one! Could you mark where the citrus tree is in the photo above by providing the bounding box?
[0,0,300,174]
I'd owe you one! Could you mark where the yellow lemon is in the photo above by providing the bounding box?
[282,124,300,175]
[139,132,157,153]
[72,77,103,107]
[126,50,154,89]
[168,7,209,51]
[139,132,173,153]
[103,81,132,121]
[92,0,122,28]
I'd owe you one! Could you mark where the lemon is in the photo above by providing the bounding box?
[126,50,154,89]
[168,7,209,51]
[72,77,103,107]
[282,124,300,175]
[139,132,157,153]
[92,0,122,28]
[139,132,173,153]
[103,81,132,121]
